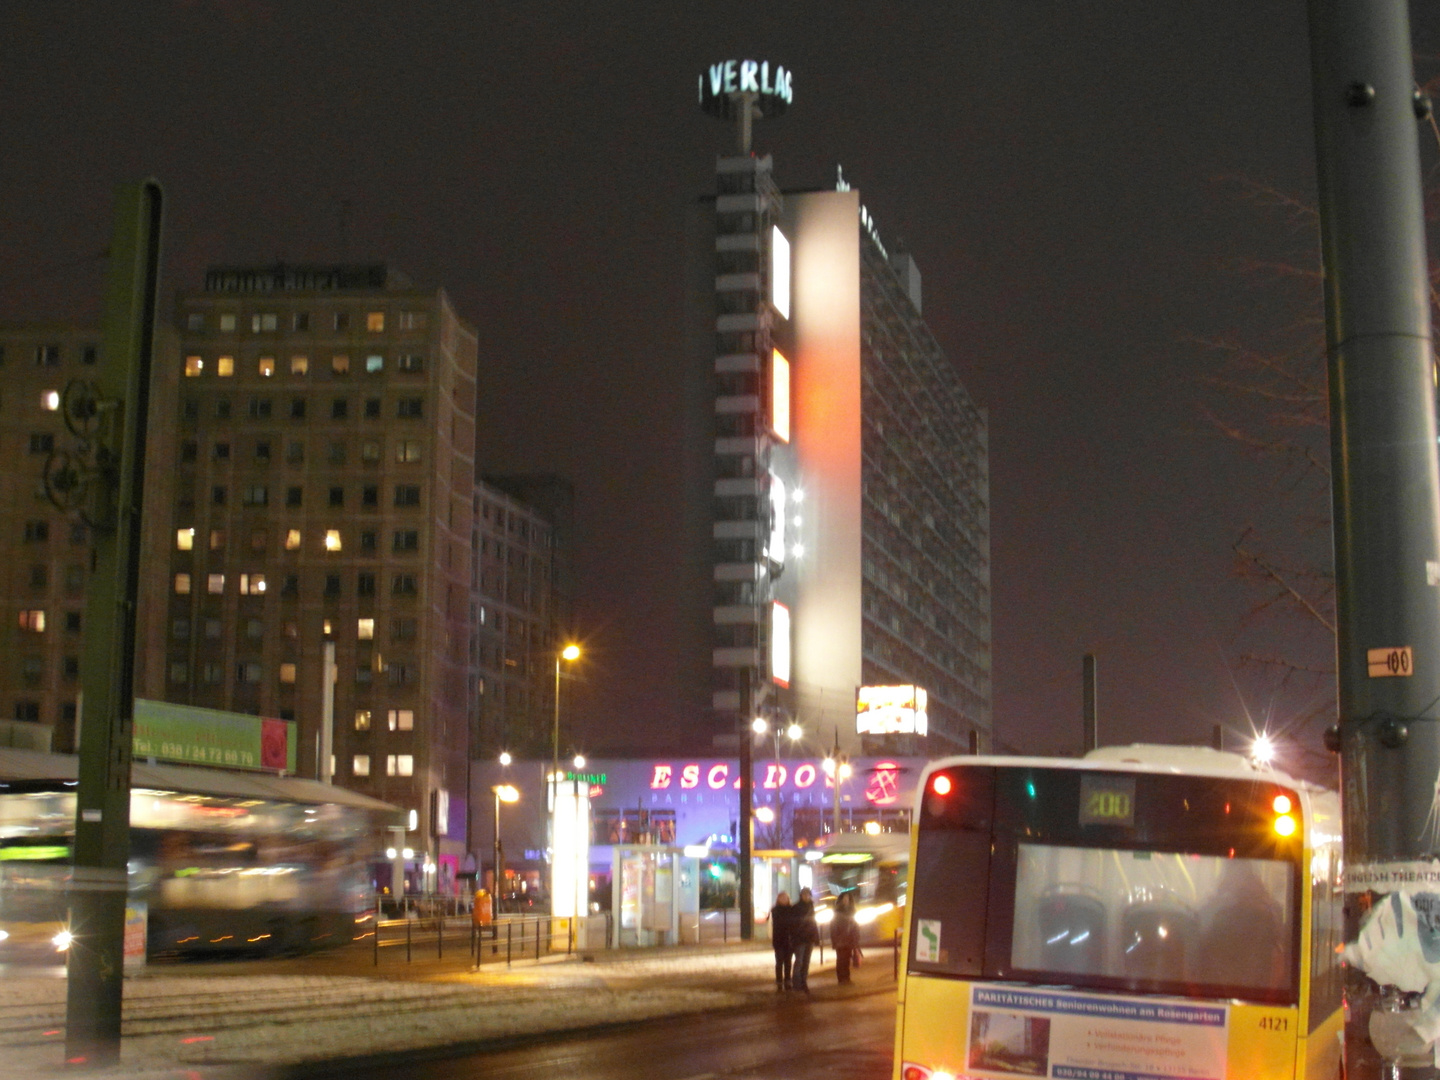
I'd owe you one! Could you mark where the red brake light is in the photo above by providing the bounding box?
[931,774,952,796]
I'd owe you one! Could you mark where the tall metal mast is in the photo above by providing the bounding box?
[1307,0,1439,1073]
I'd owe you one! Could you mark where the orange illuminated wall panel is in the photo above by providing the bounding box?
[771,348,791,442]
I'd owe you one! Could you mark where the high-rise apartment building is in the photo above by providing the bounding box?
[0,325,174,751]
[471,477,570,757]
[164,265,477,846]
[687,150,991,759]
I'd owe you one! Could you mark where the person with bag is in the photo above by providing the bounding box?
[830,892,861,984]
[767,891,795,990]
[790,887,821,992]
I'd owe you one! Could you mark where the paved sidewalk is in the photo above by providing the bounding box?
[0,939,899,1078]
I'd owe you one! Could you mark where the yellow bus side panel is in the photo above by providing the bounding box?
[1301,1007,1343,1080]
[895,975,971,1080]
[1226,1003,1300,1078]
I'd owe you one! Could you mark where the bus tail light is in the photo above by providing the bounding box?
[1274,813,1297,837]
[931,774,952,796]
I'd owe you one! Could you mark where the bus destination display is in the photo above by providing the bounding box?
[1079,773,1135,827]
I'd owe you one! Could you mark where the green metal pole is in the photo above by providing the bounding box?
[64,180,163,1068]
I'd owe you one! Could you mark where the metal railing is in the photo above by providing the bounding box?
[369,912,613,967]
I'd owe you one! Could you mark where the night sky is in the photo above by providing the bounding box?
[5,2,1438,769]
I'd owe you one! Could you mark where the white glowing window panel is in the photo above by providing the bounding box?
[770,226,790,319]
[771,601,791,688]
[551,779,591,919]
[767,474,786,567]
[856,685,929,736]
[771,349,790,443]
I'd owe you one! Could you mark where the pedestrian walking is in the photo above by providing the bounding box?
[790,887,821,992]
[830,892,861,984]
[767,891,795,990]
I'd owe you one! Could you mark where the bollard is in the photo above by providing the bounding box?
[893,928,900,980]
[437,915,443,960]
[506,919,512,967]
[538,918,544,961]
[373,919,379,967]
[406,914,412,963]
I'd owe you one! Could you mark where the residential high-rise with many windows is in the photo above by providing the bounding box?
[164,265,477,847]
[0,324,175,751]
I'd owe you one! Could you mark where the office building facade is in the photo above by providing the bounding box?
[690,154,992,760]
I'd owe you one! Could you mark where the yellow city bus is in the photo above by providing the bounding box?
[893,746,1343,1080]
[812,831,908,946]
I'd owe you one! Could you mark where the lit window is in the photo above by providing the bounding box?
[386,754,414,777]
[357,618,374,640]
[365,354,384,373]
[388,709,414,732]
[771,349,790,442]
[18,610,45,632]
[184,355,203,377]
[325,529,342,552]
[176,528,195,551]
[770,225,791,319]
[290,355,309,374]
[41,390,60,411]
[353,754,371,777]
[174,573,192,595]
[216,355,235,377]
[332,354,350,375]
[209,529,225,551]
[354,710,371,732]
[207,573,225,594]
[219,314,236,332]
[396,440,422,463]
[239,573,266,595]
[258,357,275,377]
[367,312,385,332]
[279,663,297,684]
[285,529,302,550]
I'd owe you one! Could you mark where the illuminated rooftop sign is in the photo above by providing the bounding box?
[856,685,928,737]
[771,602,791,688]
[770,227,790,319]
[698,60,793,119]
[771,349,790,443]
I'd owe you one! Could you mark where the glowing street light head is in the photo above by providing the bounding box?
[1251,734,1277,765]
[785,723,803,742]
[755,806,776,824]
[573,754,586,769]
[494,784,520,803]
[751,717,769,735]
[561,644,581,662]
[498,751,512,766]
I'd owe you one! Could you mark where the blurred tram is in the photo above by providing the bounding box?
[0,748,398,960]
[811,831,909,945]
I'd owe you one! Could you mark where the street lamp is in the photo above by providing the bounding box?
[493,784,519,910]
[553,645,582,784]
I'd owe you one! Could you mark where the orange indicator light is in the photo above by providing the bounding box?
[1272,794,1292,815]
[1274,814,1297,837]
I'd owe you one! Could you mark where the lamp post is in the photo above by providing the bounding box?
[550,644,580,904]
[823,731,852,839]
[752,715,803,846]
[492,783,518,910]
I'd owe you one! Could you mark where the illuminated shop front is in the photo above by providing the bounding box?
[468,755,928,887]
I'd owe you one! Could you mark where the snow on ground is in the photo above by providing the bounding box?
[0,949,784,1079]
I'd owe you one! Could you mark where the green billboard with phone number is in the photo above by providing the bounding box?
[132,699,297,773]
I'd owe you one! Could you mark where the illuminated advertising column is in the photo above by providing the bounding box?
[550,778,590,919]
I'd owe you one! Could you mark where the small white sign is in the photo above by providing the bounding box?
[81,809,101,823]
[916,919,942,963]
[1368,647,1413,678]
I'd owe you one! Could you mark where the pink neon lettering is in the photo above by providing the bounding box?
[763,763,787,789]
[793,763,817,789]
[680,764,701,789]
[707,764,729,789]
[650,765,673,790]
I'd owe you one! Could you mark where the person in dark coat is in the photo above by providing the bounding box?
[830,892,861,984]
[767,891,795,990]
[790,887,821,992]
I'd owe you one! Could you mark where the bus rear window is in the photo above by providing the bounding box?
[1011,843,1295,1001]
